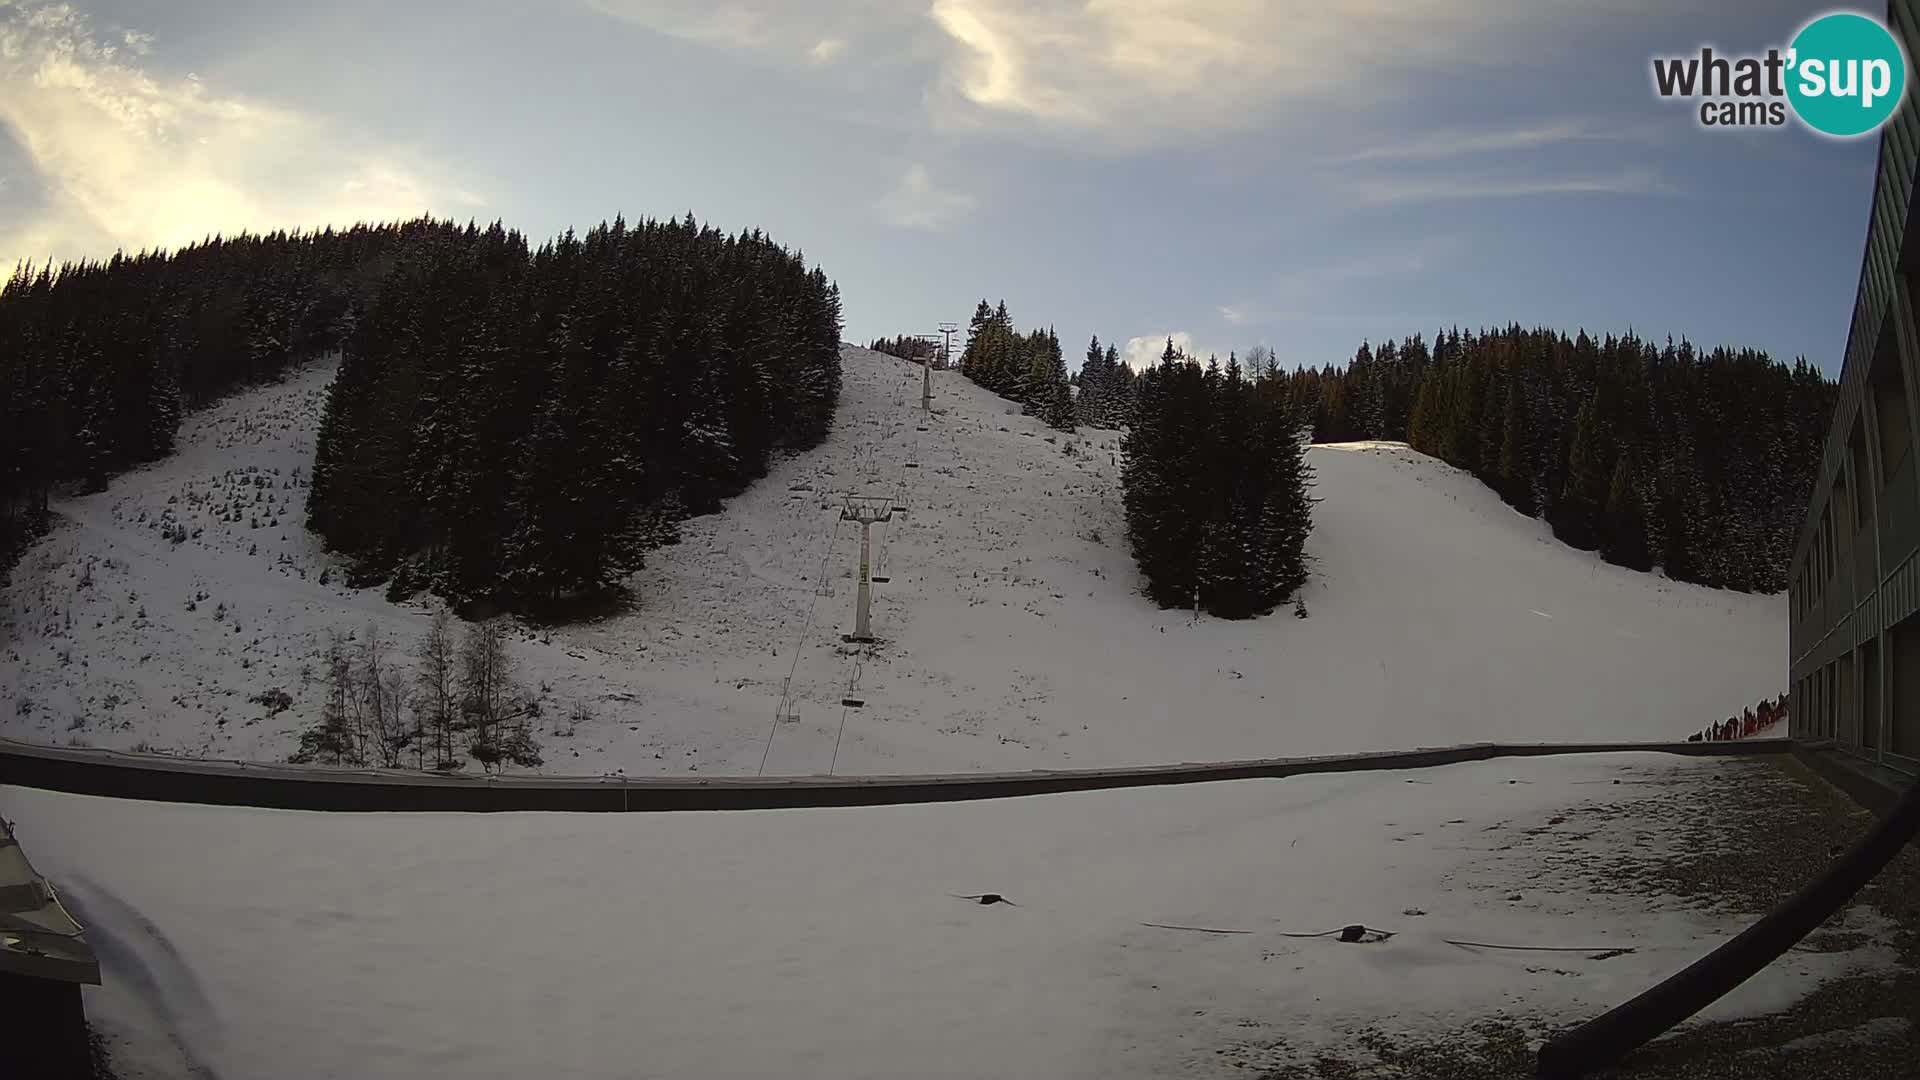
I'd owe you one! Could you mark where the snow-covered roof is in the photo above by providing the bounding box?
[0,818,98,985]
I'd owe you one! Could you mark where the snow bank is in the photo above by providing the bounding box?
[1,754,1884,1079]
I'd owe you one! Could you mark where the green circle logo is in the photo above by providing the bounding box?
[1786,12,1907,137]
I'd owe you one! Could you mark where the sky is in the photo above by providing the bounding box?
[0,0,1887,374]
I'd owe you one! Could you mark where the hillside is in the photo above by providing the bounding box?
[0,346,1784,775]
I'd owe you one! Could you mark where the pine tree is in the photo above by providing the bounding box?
[1601,456,1652,570]
[1198,355,1253,616]
[1408,378,1436,455]
[293,214,841,610]
[1555,398,1609,550]
[1123,345,1205,608]
[1121,342,1313,618]
[1500,377,1532,515]
[1029,329,1074,431]
[1250,408,1313,609]
[1076,334,1108,427]
[1102,344,1131,426]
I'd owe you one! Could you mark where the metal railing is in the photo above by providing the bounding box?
[0,735,1793,814]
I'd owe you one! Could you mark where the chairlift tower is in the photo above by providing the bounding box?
[841,496,894,642]
[917,332,943,411]
[938,322,960,372]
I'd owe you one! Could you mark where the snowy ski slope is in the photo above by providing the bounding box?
[0,346,1785,775]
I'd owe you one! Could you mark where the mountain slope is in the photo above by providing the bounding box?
[0,346,1784,774]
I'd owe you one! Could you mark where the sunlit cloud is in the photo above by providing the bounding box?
[0,2,478,267]
[809,38,847,65]
[590,0,1651,150]
[1122,331,1217,370]
[589,0,929,64]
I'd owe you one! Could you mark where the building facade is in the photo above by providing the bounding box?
[1,818,99,1077]
[1788,0,1920,777]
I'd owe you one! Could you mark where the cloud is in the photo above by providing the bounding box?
[591,0,1642,150]
[586,1,774,49]
[1122,331,1211,370]
[1343,167,1677,207]
[1329,119,1657,164]
[0,3,476,266]
[874,162,976,229]
[1217,245,1450,327]
[590,0,931,65]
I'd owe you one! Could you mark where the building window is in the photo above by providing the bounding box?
[1872,324,1919,566]
[1851,422,1875,531]
[1894,614,1920,760]
[1834,654,1849,747]
[1824,664,1835,739]
[1863,638,1882,751]
[1824,518,1834,594]
[1824,499,1842,598]
[1874,348,1912,479]
[1819,511,1831,587]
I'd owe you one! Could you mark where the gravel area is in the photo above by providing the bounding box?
[1245,754,1919,1079]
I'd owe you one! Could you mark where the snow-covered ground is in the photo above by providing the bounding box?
[0,753,1890,1080]
[0,346,1785,776]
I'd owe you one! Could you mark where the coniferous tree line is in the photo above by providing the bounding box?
[1,220,454,572]
[959,300,1076,431]
[1072,334,1138,428]
[306,214,843,609]
[1261,326,1835,592]
[1123,340,1314,619]
[867,335,943,365]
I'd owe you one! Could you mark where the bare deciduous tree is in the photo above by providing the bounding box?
[291,630,356,765]
[460,617,510,744]
[331,622,413,769]
[417,611,459,770]
[459,618,542,773]
[358,623,388,765]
